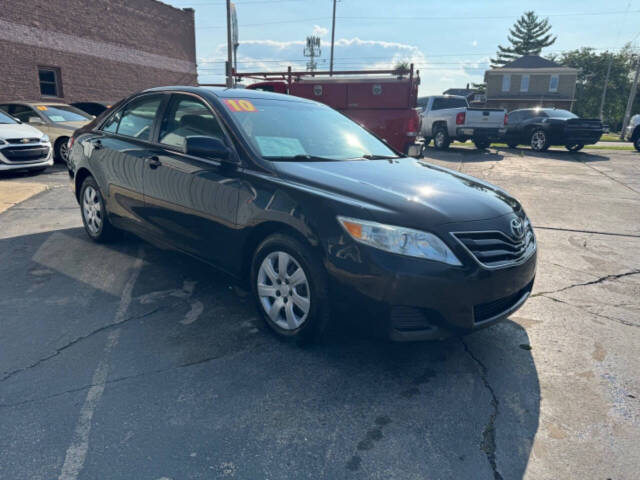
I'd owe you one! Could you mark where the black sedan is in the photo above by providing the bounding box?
[68,86,536,343]
[503,108,603,152]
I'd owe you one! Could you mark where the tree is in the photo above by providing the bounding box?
[491,11,556,67]
[550,46,640,131]
[393,61,410,75]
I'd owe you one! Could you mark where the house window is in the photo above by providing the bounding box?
[549,74,559,93]
[520,74,530,92]
[501,74,511,92]
[38,67,62,97]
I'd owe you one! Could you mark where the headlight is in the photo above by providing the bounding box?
[40,134,50,143]
[337,216,462,266]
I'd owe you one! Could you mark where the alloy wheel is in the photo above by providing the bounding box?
[82,185,103,235]
[257,251,310,330]
[435,131,445,147]
[531,131,546,151]
[59,141,69,162]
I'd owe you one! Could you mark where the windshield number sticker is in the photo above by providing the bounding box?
[36,105,48,111]
[224,99,257,112]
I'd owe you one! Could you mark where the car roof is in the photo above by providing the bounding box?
[0,101,74,107]
[143,85,317,104]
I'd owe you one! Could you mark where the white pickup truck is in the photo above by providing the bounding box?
[417,95,506,150]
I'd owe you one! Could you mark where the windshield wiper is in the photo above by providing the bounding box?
[360,154,400,160]
[263,154,339,162]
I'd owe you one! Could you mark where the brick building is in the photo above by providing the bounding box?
[0,0,197,104]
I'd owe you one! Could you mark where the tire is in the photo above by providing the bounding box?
[473,139,491,149]
[251,233,330,344]
[507,142,518,149]
[530,129,549,152]
[433,126,450,150]
[55,137,70,164]
[634,136,640,152]
[565,144,584,152]
[80,176,118,242]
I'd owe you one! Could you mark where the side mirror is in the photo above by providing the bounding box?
[185,136,236,163]
[28,116,45,125]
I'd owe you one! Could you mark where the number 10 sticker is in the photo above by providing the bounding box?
[223,99,257,112]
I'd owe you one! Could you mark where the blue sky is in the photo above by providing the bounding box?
[166,0,640,94]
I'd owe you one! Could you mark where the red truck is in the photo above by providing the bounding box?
[232,65,421,154]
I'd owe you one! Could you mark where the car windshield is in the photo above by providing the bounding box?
[38,105,92,123]
[541,109,577,119]
[225,98,399,161]
[0,110,17,124]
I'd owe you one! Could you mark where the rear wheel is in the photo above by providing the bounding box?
[473,139,491,149]
[566,144,584,152]
[634,136,640,152]
[433,126,450,150]
[251,234,330,344]
[530,129,549,152]
[80,176,118,242]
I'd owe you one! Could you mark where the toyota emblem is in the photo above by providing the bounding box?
[510,218,524,239]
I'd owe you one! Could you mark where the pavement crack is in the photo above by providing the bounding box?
[533,225,640,239]
[0,307,164,383]
[541,294,639,329]
[461,339,503,480]
[531,270,640,298]
[0,352,229,410]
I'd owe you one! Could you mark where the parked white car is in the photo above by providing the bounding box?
[418,95,506,150]
[0,110,53,173]
[623,114,640,152]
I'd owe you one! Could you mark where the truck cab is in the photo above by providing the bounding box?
[418,95,506,150]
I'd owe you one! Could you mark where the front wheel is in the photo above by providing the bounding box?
[251,234,330,344]
[55,137,70,164]
[530,129,549,152]
[566,144,584,152]
[80,176,118,242]
[634,136,640,152]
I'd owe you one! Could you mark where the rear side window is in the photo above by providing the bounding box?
[8,105,37,123]
[159,95,225,149]
[508,111,521,123]
[102,95,163,141]
[432,97,467,110]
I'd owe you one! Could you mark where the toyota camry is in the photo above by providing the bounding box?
[68,87,536,342]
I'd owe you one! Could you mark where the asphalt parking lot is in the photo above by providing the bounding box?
[1,146,639,480]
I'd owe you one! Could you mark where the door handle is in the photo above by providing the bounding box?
[147,156,161,169]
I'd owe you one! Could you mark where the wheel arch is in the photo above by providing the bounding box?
[240,221,322,288]
[74,167,93,203]
[632,125,640,142]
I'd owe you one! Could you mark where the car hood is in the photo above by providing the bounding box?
[0,123,46,140]
[274,158,520,227]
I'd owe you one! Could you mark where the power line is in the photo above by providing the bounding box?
[196,9,640,29]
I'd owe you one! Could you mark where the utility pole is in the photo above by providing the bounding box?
[304,35,321,72]
[599,53,613,121]
[621,54,640,138]
[329,0,336,75]
[226,0,233,87]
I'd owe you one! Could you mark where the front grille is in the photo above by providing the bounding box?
[6,138,40,144]
[453,227,535,268]
[1,145,50,162]
[474,280,533,323]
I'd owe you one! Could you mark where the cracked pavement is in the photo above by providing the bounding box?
[1,148,639,479]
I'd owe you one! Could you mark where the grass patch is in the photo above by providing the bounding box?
[446,141,635,151]
[600,133,624,142]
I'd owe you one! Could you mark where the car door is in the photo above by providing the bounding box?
[141,93,239,269]
[87,93,167,232]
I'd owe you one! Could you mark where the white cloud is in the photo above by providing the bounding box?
[197,36,488,94]
[312,25,328,37]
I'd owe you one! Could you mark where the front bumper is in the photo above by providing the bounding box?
[327,239,537,341]
[0,144,53,171]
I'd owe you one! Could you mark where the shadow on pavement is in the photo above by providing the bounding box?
[0,227,540,479]
[493,146,610,163]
